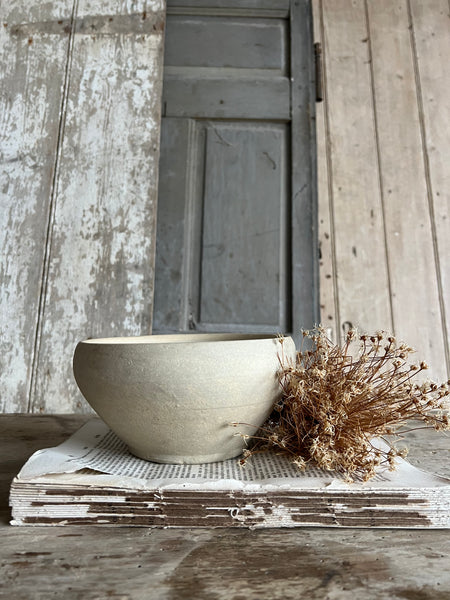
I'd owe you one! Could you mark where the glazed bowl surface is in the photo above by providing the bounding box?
[73,333,295,464]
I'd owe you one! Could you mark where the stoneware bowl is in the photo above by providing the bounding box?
[73,333,295,464]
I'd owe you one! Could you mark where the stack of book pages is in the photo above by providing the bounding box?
[10,419,450,528]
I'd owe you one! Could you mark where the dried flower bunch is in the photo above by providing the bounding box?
[240,326,450,482]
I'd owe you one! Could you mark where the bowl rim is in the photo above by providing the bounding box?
[78,333,288,345]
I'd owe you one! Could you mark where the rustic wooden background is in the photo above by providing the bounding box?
[315,0,450,384]
[0,0,166,413]
[1,0,449,413]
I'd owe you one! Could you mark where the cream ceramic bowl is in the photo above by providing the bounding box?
[73,333,295,464]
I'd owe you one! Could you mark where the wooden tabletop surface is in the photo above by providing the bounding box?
[1,414,450,599]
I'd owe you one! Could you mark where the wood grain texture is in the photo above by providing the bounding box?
[408,0,450,379]
[153,118,196,332]
[166,0,290,17]
[155,2,318,342]
[290,0,320,340]
[200,123,288,329]
[0,0,166,413]
[320,0,392,338]
[314,0,449,381]
[31,0,165,413]
[168,0,289,8]
[1,414,450,598]
[164,15,287,71]
[312,0,338,342]
[163,77,290,120]
[366,0,448,381]
[0,1,74,412]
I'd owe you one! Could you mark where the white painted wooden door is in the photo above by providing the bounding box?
[0,1,166,412]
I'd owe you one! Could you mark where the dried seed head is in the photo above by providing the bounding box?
[292,457,307,470]
[238,326,449,482]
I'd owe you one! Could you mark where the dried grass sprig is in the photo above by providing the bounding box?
[239,326,450,482]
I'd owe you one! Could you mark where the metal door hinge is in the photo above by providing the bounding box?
[314,42,323,102]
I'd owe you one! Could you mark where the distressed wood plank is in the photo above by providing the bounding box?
[312,0,338,342]
[164,15,287,71]
[168,0,289,8]
[290,0,319,341]
[409,0,450,379]
[0,414,91,524]
[0,1,75,412]
[199,123,289,329]
[366,0,447,381]
[156,1,317,340]
[153,117,208,333]
[1,415,450,598]
[30,0,166,412]
[321,0,392,338]
[153,118,197,333]
[2,525,450,599]
[163,77,290,120]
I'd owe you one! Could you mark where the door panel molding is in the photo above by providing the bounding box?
[154,0,318,345]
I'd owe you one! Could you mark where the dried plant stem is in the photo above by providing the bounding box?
[238,326,450,482]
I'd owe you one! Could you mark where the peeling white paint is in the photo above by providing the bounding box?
[1,0,165,412]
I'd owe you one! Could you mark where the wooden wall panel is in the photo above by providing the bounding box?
[0,1,74,412]
[312,0,338,341]
[409,0,450,376]
[2,0,449,412]
[31,0,166,413]
[314,0,449,381]
[366,0,447,381]
[1,0,165,413]
[320,0,392,337]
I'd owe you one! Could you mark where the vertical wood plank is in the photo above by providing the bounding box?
[153,118,196,333]
[30,0,166,412]
[408,0,450,379]
[321,0,392,337]
[312,0,338,342]
[366,0,447,381]
[290,0,319,341]
[0,1,74,412]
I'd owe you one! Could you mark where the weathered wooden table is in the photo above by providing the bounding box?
[1,415,449,599]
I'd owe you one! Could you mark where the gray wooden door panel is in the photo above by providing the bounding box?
[162,78,290,120]
[168,0,290,14]
[290,0,318,338]
[154,0,318,342]
[164,16,287,71]
[162,12,289,120]
[153,117,202,332]
[200,123,289,329]
[154,118,291,332]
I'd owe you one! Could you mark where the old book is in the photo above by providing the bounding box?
[9,419,450,528]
